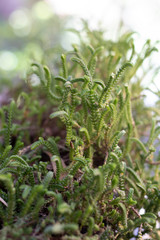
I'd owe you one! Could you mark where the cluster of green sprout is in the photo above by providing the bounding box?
[0,26,160,240]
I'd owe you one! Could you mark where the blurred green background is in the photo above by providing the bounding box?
[0,0,69,90]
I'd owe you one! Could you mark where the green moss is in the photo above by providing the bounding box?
[0,24,160,240]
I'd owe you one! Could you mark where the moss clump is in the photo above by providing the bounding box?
[0,26,160,239]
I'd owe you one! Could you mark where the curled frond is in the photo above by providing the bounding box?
[54,76,66,83]
[9,155,29,167]
[61,54,68,79]
[99,74,115,107]
[111,130,125,151]
[79,127,90,144]
[88,46,104,76]
[71,77,85,83]
[69,157,86,176]
[42,171,53,188]
[130,138,147,154]
[97,107,110,135]
[126,188,137,205]
[50,111,69,119]
[31,62,45,85]
[126,167,144,184]
[114,62,132,85]
[124,176,140,197]
[44,66,51,90]
[93,79,105,89]
[31,137,59,156]
[71,57,91,78]
[21,185,44,217]
[51,156,62,182]
[44,66,61,101]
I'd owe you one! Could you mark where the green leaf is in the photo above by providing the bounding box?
[50,111,68,119]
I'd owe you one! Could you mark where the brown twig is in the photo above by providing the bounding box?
[145,160,160,165]
[18,144,32,155]
[131,206,141,218]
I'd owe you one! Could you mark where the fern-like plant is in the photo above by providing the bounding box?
[0,24,160,240]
